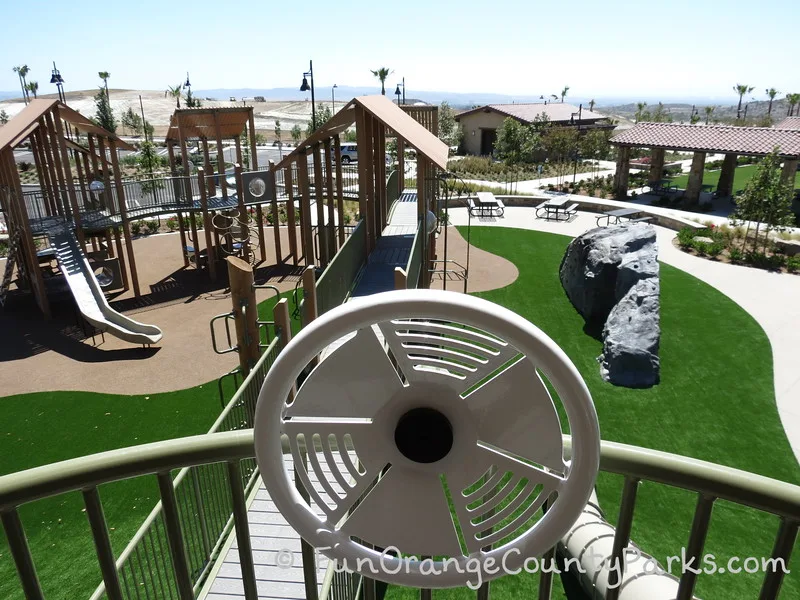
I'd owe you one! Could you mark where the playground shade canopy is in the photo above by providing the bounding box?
[165,107,253,141]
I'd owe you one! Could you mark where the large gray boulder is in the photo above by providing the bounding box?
[560,223,660,388]
[559,223,656,324]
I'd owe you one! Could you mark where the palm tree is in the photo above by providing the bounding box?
[765,88,780,116]
[13,65,30,104]
[550,94,559,103]
[560,85,570,103]
[732,84,754,119]
[704,105,715,125]
[370,67,392,95]
[588,99,595,112]
[786,93,800,117]
[165,83,183,108]
[26,81,38,99]
[98,71,111,98]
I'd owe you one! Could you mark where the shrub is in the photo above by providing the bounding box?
[728,247,743,263]
[166,218,177,232]
[677,226,697,249]
[787,256,800,273]
[131,221,143,235]
[708,241,724,258]
[693,240,709,256]
[146,220,160,235]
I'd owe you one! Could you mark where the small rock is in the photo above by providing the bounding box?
[692,236,714,244]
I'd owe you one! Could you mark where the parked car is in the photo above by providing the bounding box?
[338,143,391,166]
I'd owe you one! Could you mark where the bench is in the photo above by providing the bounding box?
[630,216,652,223]
[565,203,579,217]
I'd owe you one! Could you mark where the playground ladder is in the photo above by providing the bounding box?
[0,230,22,307]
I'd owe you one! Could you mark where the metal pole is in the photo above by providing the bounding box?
[309,60,316,131]
[403,77,406,105]
[331,84,336,114]
[139,95,148,143]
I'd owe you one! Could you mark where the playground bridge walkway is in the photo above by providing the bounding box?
[200,190,423,599]
[23,164,361,236]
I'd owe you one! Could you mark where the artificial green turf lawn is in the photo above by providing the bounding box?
[668,163,800,193]
[0,290,298,600]
[385,227,800,600]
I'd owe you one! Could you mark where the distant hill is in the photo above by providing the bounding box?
[598,99,794,125]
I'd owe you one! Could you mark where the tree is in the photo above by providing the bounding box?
[0,109,9,125]
[542,127,579,185]
[98,71,111,98]
[121,107,143,135]
[93,87,116,133]
[165,84,183,108]
[291,124,302,145]
[494,118,530,164]
[733,149,795,253]
[588,99,596,112]
[13,65,30,103]
[560,85,570,103]
[438,101,462,147]
[370,67,393,95]
[704,106,715,125]
[786,93,800,117]
[580,129,611,176]
[766,88,780,116]
[274,119,283,158]
[185,87,201,108]
[143,120,154,140]
[26,81,38,99]
[306,103,332,135]
[732,84,754,119]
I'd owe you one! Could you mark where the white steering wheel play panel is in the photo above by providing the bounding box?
[254,290,600,588]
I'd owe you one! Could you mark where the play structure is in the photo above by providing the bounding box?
[2,98,800,600]
[0,97,450,345]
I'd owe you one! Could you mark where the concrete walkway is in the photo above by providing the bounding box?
[446,206,800,463]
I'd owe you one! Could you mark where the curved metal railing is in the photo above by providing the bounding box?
[1,433,799,600]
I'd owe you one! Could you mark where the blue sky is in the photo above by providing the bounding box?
[2,0,798,102]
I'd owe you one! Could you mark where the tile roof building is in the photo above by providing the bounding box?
[455,102,612,156]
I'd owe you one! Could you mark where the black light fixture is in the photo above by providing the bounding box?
[300,60,316,130]
[185,72,191,88]
[394,77,405,105]
[50,62,65,103]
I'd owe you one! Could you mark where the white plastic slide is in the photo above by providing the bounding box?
[51,228,163,345]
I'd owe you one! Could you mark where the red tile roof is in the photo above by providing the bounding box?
[610,122,800,157]
[775,117,800,131]
[456,103,607,124]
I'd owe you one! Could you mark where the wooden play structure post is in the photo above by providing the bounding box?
[267,160,279,264]
[297,153,315,265]
[394,267,407,290]
[324,139,336,254]
[301,265,318,327]
[273,298,296,403]
[227,256,260,376]
[109,139,141,297]
[333,135,345,246]
[285,165,298,265]
[233,163,250,263]
[197,167,216,281]
[312,143,328,265]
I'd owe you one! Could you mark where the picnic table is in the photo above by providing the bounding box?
[468,192,505,217]
[535,197,579,222]
[648,179,678,195]
[595,208,652,227]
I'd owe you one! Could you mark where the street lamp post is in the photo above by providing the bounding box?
[300,60,316,131]
[50,62,65,104]
[394,77,405,105]
[571,104,582,184]
[331,84,337,114]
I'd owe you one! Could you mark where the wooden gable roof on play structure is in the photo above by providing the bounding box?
[0,99,134,153]
[274,95,449,171]
[165,107,253,141]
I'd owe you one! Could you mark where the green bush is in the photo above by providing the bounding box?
[708,241,724,257]
[166,218,177,232]
[676,226,697,249]
[131,221,143,235]
[728,247,743,263]
[787,256,800,273]
[145,220,160,235]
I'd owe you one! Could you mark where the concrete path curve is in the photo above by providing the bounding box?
[445,207,800,463]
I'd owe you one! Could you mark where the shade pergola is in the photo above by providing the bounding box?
[165,107,253,142]
[609,122,800,201]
